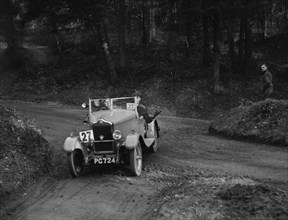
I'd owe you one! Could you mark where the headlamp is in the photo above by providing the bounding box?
[113,130,122,140]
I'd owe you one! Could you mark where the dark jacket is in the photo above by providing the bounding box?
[137,103,154,124]
[261,70,273,90]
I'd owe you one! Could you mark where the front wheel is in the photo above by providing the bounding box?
[67,150,84,178]
[130,143,142,176]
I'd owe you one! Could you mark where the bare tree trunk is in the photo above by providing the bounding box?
[202,0,211,65]
[203,15,211,65]
[98,18,118,85]
[149,0,157,42]
[126,0,133,45]
[103,42,118,84]
[118,0,127,70]
[212,11,220,93]
[51,20,62,55]
[5,17,17,50]
[244,18,253,75]
[228,15,236,74]
[238,15,245,74]
[262,7,268,39]
[182,0,192,57]
[1,0,17,50]
[141,1,149,45]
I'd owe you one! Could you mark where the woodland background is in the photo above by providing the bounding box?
[1,2,288,217]
[0,0,288,119]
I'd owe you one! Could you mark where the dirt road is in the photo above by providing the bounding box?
[1,100,287,220]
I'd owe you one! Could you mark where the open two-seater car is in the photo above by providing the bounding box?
[63,96,160,177]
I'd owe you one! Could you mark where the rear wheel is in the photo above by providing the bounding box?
[67,150,84,178]
[130,143,142,176]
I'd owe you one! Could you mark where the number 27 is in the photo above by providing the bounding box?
[81,131,91,142]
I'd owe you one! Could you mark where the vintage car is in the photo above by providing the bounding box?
[63,96,160,177]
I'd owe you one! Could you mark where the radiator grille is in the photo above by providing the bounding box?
[92,120,113,141]
[92,120,115,153]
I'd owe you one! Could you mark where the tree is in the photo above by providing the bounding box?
[24,0,119,84]
[222,0,237,74]
[141,0,149,45]
[149,0,157,42]
[24,0,75,54]
[98,10,118,85]
[0,0,23,50]
[212,7,221,93]
[118,0,127,71]
[202,0,212,65]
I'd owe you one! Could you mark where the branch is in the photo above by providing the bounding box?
[132,63,155,75]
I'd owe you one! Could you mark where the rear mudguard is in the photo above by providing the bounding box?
[125,133,140,150]
[63,136,83,153]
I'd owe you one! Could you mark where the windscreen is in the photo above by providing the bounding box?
[111,97,136,110]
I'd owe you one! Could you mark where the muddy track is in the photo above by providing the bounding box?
[11,175,158,220]
[1,100,287,220]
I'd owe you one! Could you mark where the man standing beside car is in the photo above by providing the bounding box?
[260,64,273,99]
[136,97,161,124]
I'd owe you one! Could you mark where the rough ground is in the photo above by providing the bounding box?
[209,99,288,146]
[0,100,287,220]
[0,105,51,196]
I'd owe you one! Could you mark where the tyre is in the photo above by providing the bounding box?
[67,150,84,178]
[130,142,142,176]
[150,123,158,153]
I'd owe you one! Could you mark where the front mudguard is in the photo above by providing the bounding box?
[63,136,83,153]
[146,119,160,139]
[125,133,140,150]
[153,120,160,138]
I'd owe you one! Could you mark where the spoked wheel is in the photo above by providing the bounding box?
[130,143,142,176]
[67,149,84,178]
[150,123,158,153]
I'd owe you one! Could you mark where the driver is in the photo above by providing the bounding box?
[93,99,109,111]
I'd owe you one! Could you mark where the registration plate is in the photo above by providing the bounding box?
[79,130,94,143]
[94,157,116,164]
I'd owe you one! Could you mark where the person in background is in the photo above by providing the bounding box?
[260,64,273,99]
